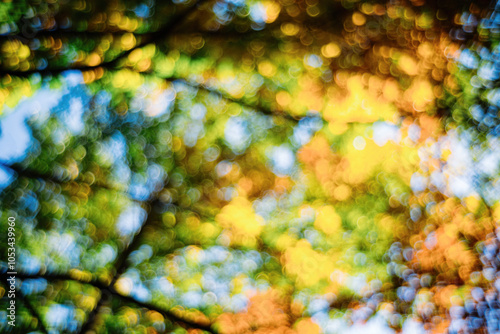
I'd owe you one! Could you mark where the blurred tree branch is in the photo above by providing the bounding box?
[78,188,167,334]
[1,162,119,192]
[0,68,300,126]
[1,272,215,333]
[164,76,301,122]
[0,163,206,220]
[0,0,208,76]
[20,292,49,334]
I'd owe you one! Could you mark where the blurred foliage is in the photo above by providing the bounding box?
[0,0,500,333]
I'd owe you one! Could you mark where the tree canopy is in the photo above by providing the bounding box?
[1,0,500,333]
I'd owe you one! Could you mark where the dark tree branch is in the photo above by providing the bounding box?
[19,293,49,334]
[0,29,279,77]
[0,162,119,192]
[0,140,209,333]
[77,290,106,333]
[163,75,301,122]
[0,28,151,41]
[0,279,48,332]
[108,0,210,68]
[0,37,303,122]
[0,163,206,220]
[77,178,180,333]
[0,65,302,122]
[1,272,215,333]
[0,0,208,78]
[76,52,190,334]
[107,285,214,333]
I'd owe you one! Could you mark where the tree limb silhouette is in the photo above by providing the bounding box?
[20,293,49,334]
[1,272,215,333]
